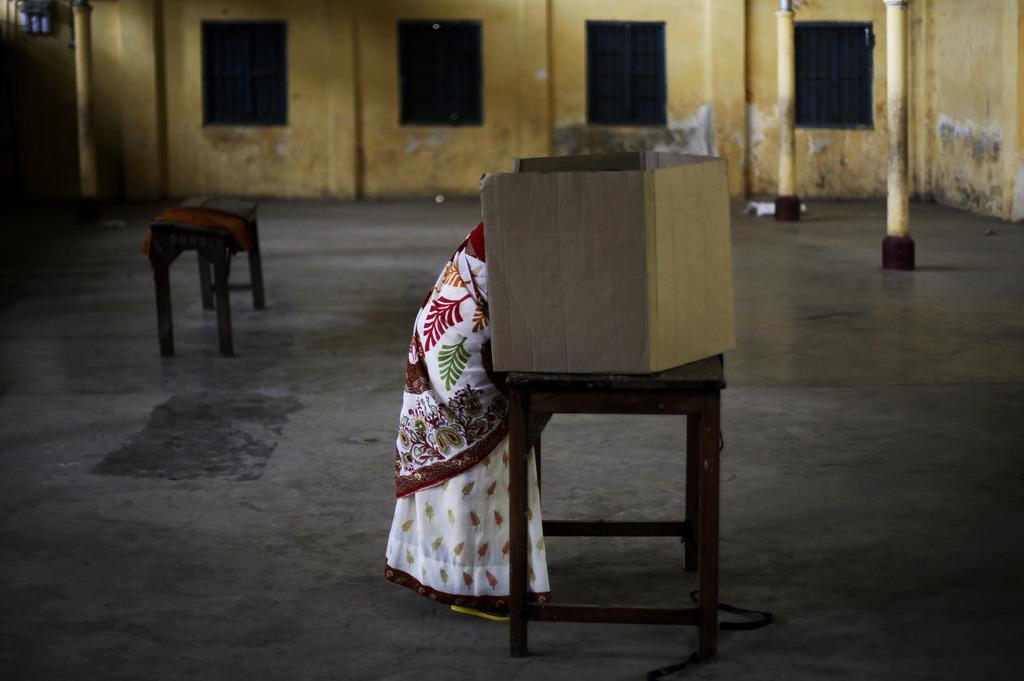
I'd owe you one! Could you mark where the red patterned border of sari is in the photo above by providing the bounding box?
[385,564,549,614]
[395,421,508,498]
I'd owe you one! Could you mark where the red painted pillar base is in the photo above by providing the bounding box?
[774,195,801,222]
[882,235,915,270]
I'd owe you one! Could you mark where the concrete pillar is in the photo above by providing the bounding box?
[73,0,99,220]
[883,0,914,269]
[774,0,799,221]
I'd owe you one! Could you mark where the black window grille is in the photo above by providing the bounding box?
[399,21,482,126]
[795,23,874,128]
[587,21,666,125]
[202,21,287,126]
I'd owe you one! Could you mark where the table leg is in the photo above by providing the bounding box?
[697,393,720,661]
[153,262,174,357]
[248,220,267,310]
[685,413,700,572]
[534,436,542,493]
[197,253,214,310]
[508,389,530,657]
[212,249,234,356]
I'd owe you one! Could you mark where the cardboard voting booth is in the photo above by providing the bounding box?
[481,152,735,374]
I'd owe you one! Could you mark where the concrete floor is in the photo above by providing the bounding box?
[1,199,1022,680]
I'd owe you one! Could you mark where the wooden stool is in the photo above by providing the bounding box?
[182,197,266,312]
[506,356,724,660]
[147,198,264,357]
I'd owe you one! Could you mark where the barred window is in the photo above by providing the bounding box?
[399,21,482,126]
[795,23,874,128]
[587,21,666,125]
[202,21,288,126]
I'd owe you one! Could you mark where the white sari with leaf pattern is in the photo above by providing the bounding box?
[385,224,550,611]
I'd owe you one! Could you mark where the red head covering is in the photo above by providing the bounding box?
[468,222,485,261]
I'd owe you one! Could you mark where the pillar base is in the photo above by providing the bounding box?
[774,195,801,222]
[77,199,101,224]
[882,235,915,271]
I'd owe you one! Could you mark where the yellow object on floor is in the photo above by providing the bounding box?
[450,605,509,622]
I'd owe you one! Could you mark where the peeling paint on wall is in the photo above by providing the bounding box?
[745,104,775,192]
[402,131,452,156]
[933,173,1003,215]
[937,114,1002,164]
[426,131,451,146]
[933,113,1005,216]
[553,104,716,157]
[808,135,829,156]
[747,104,768,147]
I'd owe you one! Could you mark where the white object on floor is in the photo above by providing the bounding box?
[745,201,809,217]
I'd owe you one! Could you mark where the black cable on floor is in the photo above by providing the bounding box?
[645,593,775,680]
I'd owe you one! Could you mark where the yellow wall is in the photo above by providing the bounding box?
[746,0,889,200]
[5,2,79,199]
[119,0,166,200]
[3,0,1022,221]
[926,0,1020,218]
[1019,1,1024,221]
[355,0,549,197]
[549,0,747,195]
[2,0,121,199]
[161,0,357,198]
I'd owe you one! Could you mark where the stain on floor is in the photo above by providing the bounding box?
[93,393,301,480]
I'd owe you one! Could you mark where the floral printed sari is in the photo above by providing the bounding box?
[385,223,550,611]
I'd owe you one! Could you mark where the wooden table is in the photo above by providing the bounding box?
[506,356,725,660]
[148,198,264,356]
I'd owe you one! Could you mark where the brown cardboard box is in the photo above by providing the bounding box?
[481,152,734,374]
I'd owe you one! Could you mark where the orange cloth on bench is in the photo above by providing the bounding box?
[142,206,253,255]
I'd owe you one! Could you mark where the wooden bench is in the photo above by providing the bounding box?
[147,197,265,356]
[506,356,724,660]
